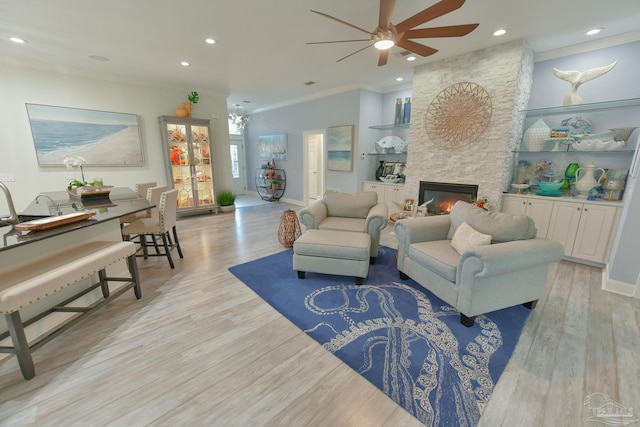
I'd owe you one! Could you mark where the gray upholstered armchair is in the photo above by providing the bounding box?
[395,201,564,326]
[298,191,388,263]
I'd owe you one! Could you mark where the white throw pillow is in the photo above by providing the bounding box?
[451,221,492,255]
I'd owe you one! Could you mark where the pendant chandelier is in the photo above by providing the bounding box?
[229,104,249,135]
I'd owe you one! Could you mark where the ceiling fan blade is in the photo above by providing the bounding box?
[378,0,396,31]
[306,39,371,45]
[395,0,466,33]
[396,39,438,57]
[311,10,373,35]
[404,24,479,39]
[336,44,373,62]
[378,50,389,66]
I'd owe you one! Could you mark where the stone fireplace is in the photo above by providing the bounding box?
[418,181,478,215]
[403,39,533,210]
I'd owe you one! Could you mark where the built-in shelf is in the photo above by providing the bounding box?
[368,123,411,130]
[523,98,640,116]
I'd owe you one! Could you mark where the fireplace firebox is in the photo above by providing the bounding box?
[418,181,478,215]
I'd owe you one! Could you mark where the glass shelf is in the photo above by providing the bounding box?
[369,123,411,130]
[523,98,640,116]
[367,152,407,156]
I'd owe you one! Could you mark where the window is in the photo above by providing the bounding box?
[230,145,239,178]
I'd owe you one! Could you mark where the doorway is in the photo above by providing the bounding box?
[303,130,325,205]
[229,134,246,195]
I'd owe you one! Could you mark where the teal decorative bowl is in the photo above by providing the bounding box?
[538,181,563,193]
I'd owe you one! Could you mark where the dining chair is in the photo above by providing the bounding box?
[134,182,157,198]
[121,189,183,268]
[120,184,166,225]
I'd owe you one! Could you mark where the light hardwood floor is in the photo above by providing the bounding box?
[0,199,638,426]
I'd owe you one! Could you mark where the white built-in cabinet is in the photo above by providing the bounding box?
[502,196,554,237]
[502,194,622,264]
[362,181,404,217]
[546,201,618,262]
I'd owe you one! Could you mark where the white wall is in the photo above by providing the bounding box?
[245,90,364,199]
[0,61,232,211]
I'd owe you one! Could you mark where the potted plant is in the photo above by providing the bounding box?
[217,190,236,213]
[175,91,199,118]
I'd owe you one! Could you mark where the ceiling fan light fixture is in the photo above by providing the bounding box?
[374,38,394,50]
[373,30,395,50]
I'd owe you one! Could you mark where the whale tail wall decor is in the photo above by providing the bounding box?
[553,61,617,106]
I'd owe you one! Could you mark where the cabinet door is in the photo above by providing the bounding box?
[363,182,385,205]
[502,196,527,215]
[384,184,404,214]
[572,204,617,262]
[191,123,214,207]
[548,201,582,257]
[524,198,554,237]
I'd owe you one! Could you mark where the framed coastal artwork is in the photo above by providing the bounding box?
[259,134,287,160]
[26,103,144,166]
[327,125,354,172]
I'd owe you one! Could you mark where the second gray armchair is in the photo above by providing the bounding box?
[298,191,388,263]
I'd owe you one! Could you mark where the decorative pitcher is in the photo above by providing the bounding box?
[575,163,605,197]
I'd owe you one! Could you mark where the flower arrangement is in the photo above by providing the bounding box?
[471,196,490,211]
[64,156,88,189]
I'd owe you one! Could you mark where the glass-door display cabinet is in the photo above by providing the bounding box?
[158,116,216,214]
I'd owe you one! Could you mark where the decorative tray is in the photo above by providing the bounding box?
[67,185,113,199]
[15,211,97,231]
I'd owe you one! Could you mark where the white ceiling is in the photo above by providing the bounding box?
[2,0,640,114]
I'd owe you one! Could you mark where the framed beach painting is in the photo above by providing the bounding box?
[327,125,354,172]
[26,103,144,166]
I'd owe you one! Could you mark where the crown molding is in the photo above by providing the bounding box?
[534,30,640,62]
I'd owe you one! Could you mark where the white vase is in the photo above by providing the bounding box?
[523,118,550,152]
[575,164,605,198]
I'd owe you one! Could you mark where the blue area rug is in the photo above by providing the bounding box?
[229,247,530,426]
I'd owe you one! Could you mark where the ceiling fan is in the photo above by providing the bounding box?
[307,0,479,66]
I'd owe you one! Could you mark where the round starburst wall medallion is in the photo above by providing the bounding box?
[425,82,492,149]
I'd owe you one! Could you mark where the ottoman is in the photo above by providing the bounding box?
[293,229,371,285]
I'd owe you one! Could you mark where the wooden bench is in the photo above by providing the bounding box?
[0,240,141,379]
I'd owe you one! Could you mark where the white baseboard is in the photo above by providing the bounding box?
[602,265,639,298]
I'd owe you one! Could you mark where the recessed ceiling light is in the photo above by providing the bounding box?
[205,38,216,45]
[89,55,109,62]
[180,61,190,67]
[9,37,26,44]
[493,29,506,36]
[586,28,602,36]
[406,55,416,62]
[396,77,403,82]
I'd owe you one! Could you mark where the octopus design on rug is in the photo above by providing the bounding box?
[304,282,503,426]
